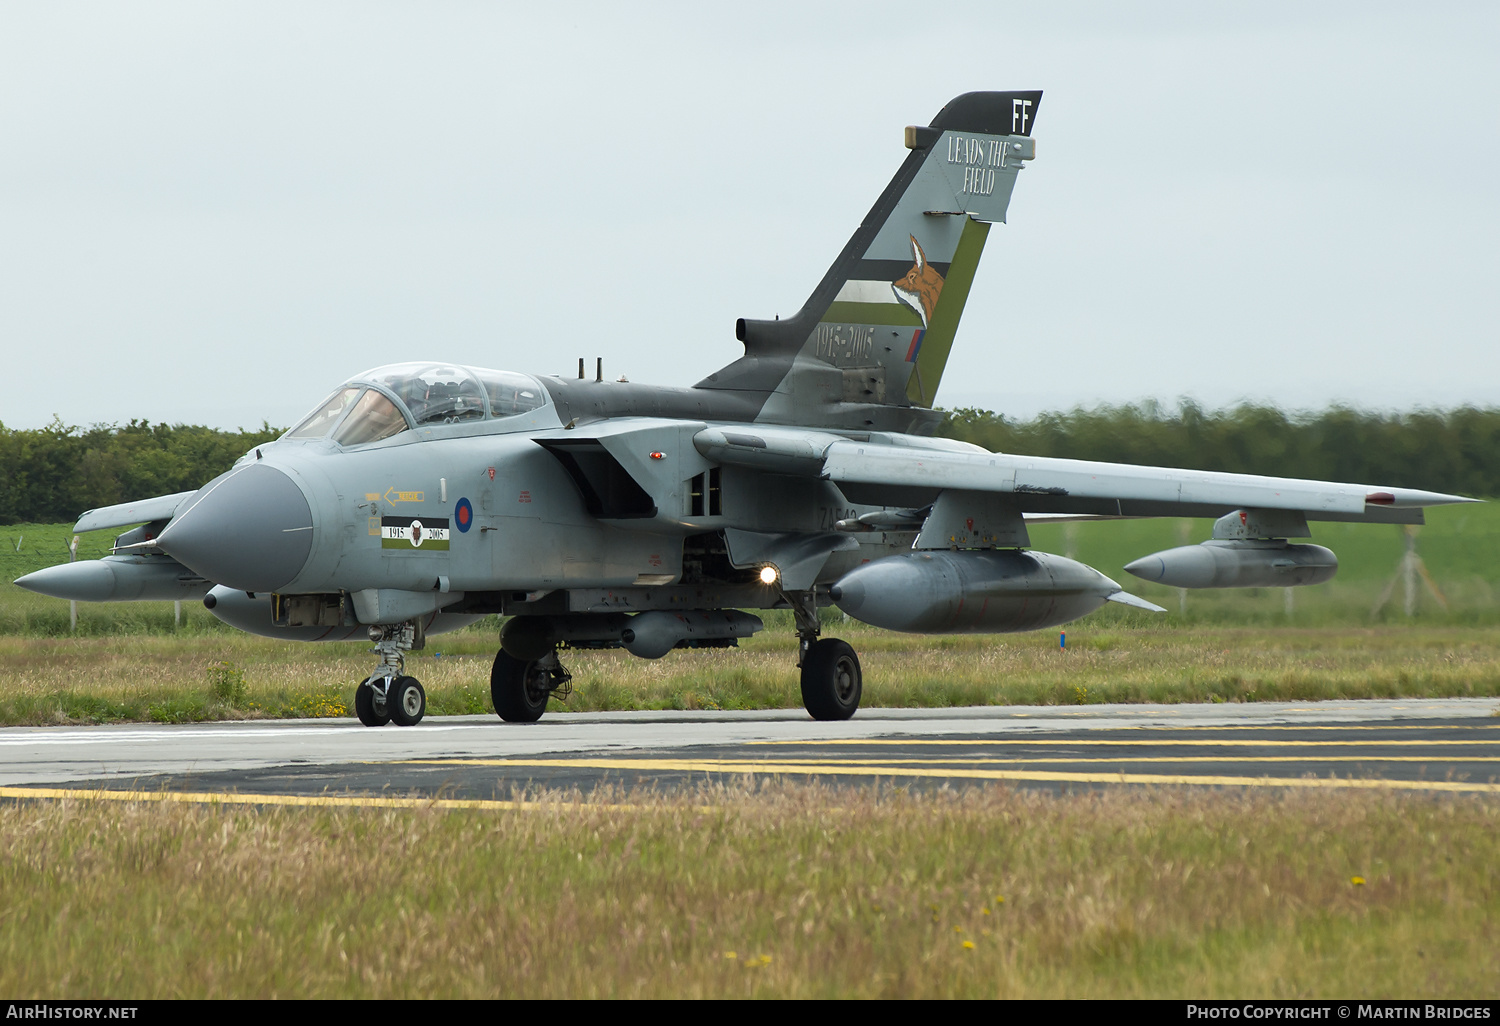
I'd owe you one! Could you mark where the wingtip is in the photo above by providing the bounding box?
[1367,488,1483,509]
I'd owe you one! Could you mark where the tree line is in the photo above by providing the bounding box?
[937,401,1500,499]
[0,419,282,525]
[1,402,1496,524]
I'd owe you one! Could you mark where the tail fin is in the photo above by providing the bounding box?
[698,91,1040,431]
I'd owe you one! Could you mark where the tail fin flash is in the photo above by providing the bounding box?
[699,91,1039,430]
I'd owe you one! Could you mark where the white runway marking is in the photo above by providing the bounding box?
[0,724,484,746]
[0,697,1492,787]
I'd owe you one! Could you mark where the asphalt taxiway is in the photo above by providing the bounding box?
[0,697,1496,807]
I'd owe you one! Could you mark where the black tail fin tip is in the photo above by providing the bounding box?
[929,91,1041,138]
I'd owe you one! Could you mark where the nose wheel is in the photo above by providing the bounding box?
[389,676,427,726]
[355,674,426,727]
[354,678,391,726]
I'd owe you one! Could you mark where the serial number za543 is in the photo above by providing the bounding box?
[818,507,858,529]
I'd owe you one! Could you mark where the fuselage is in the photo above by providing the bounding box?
[158,361,942,612]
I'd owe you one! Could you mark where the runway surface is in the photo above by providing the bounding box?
[1,697,1497,807]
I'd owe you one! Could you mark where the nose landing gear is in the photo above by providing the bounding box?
[354,622,427,727]
[354,679,391,726]
[388,676,427,726]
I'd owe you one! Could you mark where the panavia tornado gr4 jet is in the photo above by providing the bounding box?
[17,91,1475,726]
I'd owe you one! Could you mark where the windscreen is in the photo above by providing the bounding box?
[283,387,360,440]
[331,389,409,446]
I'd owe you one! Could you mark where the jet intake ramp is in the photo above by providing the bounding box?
[535,439,657,519]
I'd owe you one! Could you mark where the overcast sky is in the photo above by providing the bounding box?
[1,2,1496,431]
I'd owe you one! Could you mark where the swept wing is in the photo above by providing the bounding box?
[694,425,1473,524]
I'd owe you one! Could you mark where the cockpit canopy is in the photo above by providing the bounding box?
[282,363,546,445]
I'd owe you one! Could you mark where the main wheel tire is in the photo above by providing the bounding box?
[355,679,391,727]
[491,650,551,722]
[389,676,427,726]
[800,638,862,721]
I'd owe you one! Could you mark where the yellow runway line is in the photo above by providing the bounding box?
[909,722,1500,732]
[751,737,1500,748]
[1117,722,1500,731]
[400,757,1500,794]
[538,755,1500,766]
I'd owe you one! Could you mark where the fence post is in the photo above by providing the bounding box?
[69,535,78,633]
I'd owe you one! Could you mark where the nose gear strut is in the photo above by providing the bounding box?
[354,622,428,727]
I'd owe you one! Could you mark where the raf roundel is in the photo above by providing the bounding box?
[454,497,474,533]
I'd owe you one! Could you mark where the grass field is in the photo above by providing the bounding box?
[3,623,1499,726]
[0,785,1492,998]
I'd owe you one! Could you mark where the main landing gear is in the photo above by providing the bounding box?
[481,593,863,724]
[355,623,427,727]
[491,649,573,723]
[788,589,862,721]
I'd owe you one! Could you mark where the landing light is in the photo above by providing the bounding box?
[759,566,779,586]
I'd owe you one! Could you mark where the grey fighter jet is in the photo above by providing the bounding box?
[17,91,1475,726]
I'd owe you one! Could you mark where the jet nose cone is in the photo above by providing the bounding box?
[1123,555,1165,582]
[157,464,313,592]
[828,575,865,613]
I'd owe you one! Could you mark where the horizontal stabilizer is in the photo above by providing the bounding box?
[74,491,195,534]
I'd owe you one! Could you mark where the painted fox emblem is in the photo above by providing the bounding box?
[891,235,944,328]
